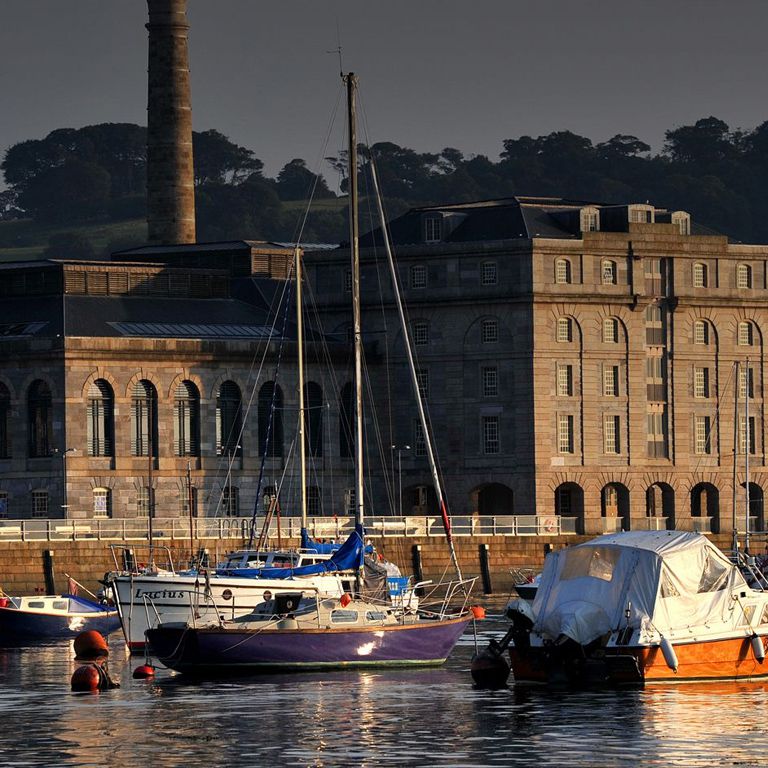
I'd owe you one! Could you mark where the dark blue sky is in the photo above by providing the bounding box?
[2,1,767,184]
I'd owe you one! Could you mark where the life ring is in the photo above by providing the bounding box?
[543,517,557,533]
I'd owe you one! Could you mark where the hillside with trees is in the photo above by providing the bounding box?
[2,116,768,259]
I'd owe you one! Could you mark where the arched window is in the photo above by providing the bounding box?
[738,321,754,346]
[694,319,710,345]
[28,380,52,458]
[737,264,753,289]
[257,382,283,458]
[0,383,9,459]
[93,487,112,517]
[217,381,243,457]
[601,260,616,285]
[304,382,323,457]
[131,380,157,457]
[339,382,354,458]
[555,259,572,284]
[693,263,707,288]
[603,317,619,344]
[87,380,114,457]
[556,317,573,343]
[174,380,200,457]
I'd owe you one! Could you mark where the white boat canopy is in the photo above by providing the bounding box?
[532,531,749,645]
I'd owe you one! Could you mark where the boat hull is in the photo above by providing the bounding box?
[147,614,471,673]
[510,635,768,686]
[0,606,120,640]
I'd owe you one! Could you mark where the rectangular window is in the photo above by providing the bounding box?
[603,365,619,396]
[417,370,429,400]
[557,364,573,396]
[180,487,199,518]
[137,487,152,516]
[481,319,498,344]
[483,415,500,454]
[0,492,8,518]
[307,486,321,516]
[602,261,616,285]
[740,416,756,455]
[558,414,574,454]
[410,265,427,289]
[32,490,48,518]
[413,322,428,346]
[694,367,710,398]
[557,318,572,343]
[695,416,712,455]
[93,490,110,517]
[344,488,356,516]
[482,366,498,397]
[740,367,754,400]
[481,261,497,285]
[414,421,426,457]
[604,415,620,454]
[222,486,239,516]
[424,218,442,243]
[647,408,669,458]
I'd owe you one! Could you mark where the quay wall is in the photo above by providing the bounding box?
[0,533,738,596]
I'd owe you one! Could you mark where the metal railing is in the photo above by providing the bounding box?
[0,514,579,542]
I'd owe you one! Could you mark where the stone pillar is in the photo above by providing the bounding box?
[146,0,196,244]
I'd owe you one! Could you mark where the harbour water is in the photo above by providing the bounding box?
[1,619,767,768]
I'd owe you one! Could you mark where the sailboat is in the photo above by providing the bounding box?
[145,73,475,673]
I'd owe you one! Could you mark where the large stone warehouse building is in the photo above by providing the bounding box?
[0,195,766,536]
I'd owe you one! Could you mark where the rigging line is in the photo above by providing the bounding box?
[247,272,296,548]
[290,84,345,247]
[206,273,293,517]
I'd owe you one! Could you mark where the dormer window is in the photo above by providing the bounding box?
[424,217,442,243]
[628,204,655,224]
[580,206,600,233]
[671,211,691,235]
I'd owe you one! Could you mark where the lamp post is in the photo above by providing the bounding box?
[61,448,76,518]
[391,444,411,518]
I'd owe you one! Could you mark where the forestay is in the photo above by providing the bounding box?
[532,531,748,645]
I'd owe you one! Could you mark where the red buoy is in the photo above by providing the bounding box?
[132,664,156,679]
[471,605,486,620]
[74,630,109,660]
[71,664,101,692]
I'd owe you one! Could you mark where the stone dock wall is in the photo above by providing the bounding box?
[0,533,738,596]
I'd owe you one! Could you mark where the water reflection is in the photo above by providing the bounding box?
[0,628,767,766]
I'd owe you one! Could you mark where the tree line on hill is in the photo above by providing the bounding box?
[3,116,768,252]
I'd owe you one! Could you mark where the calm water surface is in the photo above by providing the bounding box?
[1,618,766,767]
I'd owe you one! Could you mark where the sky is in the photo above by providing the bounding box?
[1,1,768,186]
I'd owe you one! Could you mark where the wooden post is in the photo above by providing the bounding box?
[43,550,55,595]
[411,544,424,596]
[479,543,493,594]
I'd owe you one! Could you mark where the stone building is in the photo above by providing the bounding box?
[0,245,356,521]
[306,196,768,535]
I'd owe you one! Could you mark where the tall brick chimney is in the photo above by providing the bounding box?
[146,0,196,244]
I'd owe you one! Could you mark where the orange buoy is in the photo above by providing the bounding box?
[340,593,352,607]
[74,630,109,660]
[132,664,156,679]
[471,605,486,620]
[71,664,101,692]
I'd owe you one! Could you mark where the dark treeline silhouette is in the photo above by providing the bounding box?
[3,117,768,247]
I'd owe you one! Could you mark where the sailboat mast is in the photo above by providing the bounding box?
[345,72,365,531]
[296,247,308,529]
[732,360,739,554]
[369,160,464,583]
[745,356,751,553]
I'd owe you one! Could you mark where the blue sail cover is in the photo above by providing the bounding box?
[217,524,365,579]
[300,527,373,555]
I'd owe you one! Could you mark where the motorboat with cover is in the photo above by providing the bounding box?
[472,530,768,687]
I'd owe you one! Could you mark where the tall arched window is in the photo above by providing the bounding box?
[304,382,323,457]
[556,317,573,343]
[87,380,114,457]
[738,321,755,346]
[603,317,619,344]
[217,381,243,457]
[257,382,283,458]
[0,383,9,459]
[174,380,200,457]
[555,259,572,284]
[339,382,354,458]
[131,380,158,457]
[694,319,710,345]
[28,380,52,458]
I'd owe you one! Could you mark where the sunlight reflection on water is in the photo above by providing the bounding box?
[0,622,766,767]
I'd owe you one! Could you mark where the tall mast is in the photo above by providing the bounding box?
[732,360,739,553]
[745,356,751,553]
[369,160,464,583]
[345,73,365,533]
[296,247,308,529]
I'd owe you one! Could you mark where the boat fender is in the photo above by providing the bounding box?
[71,661,120,692]
[751,634,766,664]
[73,630,109,661]
[471,606,486,620]
[133,663,156,679]
[340,593,352,607]
[659,636,678,673]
